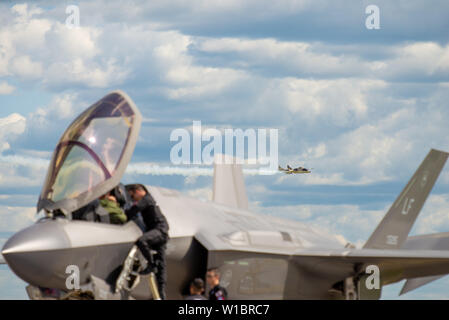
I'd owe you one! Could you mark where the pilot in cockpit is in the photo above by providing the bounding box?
[99,191,127,225]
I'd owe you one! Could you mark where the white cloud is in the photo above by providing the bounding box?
[0,206,36,233]
[0,113,26,153]
[0,81,15,95]
[413,193,449,235]
[10,6,50,51]
[277,99,449,186]
[302,143,327,159]
[0,113,51,187]
[11,4,43,21]
[10,55,43,79]
[0,5,127,88]
[44,57,129,89]
[0,159,47,188]
[197,37,368,77]
[163,65,248,100]
[383,42,449,79]
[30,93,80,124]
[196,37,449,82]
[149,36,250,100]
[44,22,101,60]
[283,78,384,123]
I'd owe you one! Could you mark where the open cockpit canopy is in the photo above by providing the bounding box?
[37,91,141,215]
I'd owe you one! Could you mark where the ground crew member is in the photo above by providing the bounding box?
[206,268,228,300]
[185,278,207,300]
[99,193,127,225]
[125,184,169,300]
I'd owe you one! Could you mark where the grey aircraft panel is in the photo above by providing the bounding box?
[2,218,142,290]
[149,185,346,250]
[403,231,449,250]
[212,154,248,210]
[399,231,449,294]
[197,246,449,299]
[399,275,445,295]
[201,239,449,280]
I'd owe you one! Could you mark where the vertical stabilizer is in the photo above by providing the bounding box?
[363,149,449,249]
[212,154,248,210]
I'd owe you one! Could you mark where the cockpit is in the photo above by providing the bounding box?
[37,91,142,218]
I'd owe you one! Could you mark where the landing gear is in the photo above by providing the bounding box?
[143,249,161,300]
[115,245,143,294]
[115,245,162,300]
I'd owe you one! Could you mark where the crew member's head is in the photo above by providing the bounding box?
[206,268,220,288]
[99,191,110,200]
[126,184,147,202]
[189,278,205,295]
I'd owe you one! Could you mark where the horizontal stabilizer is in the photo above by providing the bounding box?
[400,275,445,295]
[364,149,449,250]
[399,231,449,295]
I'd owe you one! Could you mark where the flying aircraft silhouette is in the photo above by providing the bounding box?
[279,165,312,174]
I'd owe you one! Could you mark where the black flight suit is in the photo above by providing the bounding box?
[125,193,169,299]
[209,285,228,300]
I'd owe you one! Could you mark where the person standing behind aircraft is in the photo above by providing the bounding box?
[185,278,207,300]
[206,268,228,300]
[125,184,169,300]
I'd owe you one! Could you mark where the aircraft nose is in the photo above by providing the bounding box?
[1,219,72,289]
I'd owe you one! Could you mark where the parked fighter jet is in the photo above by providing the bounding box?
[279,165,311,174]
[2,91,449,300]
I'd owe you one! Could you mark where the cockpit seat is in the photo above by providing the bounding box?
[72,199,110,224]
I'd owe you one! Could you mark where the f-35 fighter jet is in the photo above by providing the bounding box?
[2,91,449,300]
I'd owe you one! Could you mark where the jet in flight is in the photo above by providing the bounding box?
[279,165,312,174]
[1,91,449,300]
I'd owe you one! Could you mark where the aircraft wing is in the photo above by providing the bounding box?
[196,230,449,288]
[290,248,449,284]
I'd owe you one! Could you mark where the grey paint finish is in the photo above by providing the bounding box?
[2,218,142,290]
[400,232,449,295]
[363,149,449,250]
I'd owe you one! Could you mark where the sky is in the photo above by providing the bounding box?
[1,0,449,299]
